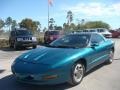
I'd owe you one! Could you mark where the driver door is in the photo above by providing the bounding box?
[88,34,109,69]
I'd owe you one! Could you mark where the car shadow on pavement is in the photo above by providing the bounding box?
[0,63,108,90]
[0,69,5,73]
[0,74,73,90]
[0,47,32,52]
[85,63,105,76]
[114,58,120,61]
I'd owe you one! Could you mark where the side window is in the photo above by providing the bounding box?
[91,34,105,44]
[98,29,104,32]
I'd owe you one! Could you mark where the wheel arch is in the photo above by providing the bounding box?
[75,58,87,72]
[112,47,115,53]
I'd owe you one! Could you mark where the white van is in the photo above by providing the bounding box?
[86,28,112,38]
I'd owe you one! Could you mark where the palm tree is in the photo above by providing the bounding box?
[5,17,12,31]
[11,20,17,30]
[67,11,73,26]
[63,23,69,30]
[0,19,4,29]
[49,18,55,30]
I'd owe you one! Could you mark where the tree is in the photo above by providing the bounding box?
[49,18,55,30]
[32,21,39,32]
[5,17,12,31]
[67,10,73,25]
[76,24,86,30]
[36,21,41,33]
[43,27,47,32]
[70,23,76,30]
[63,23,75,30]
[63,23,69,30]
[11,20,17,30]
[0,19,4,29]
[85,21,110,29]
[54,25,62,30]
[0,30,4,35]
[75,19,85,30]
[19,18,39,33]
[36,21,41,30]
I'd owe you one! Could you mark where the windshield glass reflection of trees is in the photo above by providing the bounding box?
[49,34,90,48]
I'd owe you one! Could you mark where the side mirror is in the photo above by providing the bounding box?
[91,42,99,48]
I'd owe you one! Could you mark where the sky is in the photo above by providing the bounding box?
[0,0,120,29]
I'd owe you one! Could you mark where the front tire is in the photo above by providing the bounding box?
[107,50,114,64]
[13,43,18,50]
[33,45,37,49]
[9,42,13,48]
[69,62,85,86]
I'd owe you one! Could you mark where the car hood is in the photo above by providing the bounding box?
[17,46,86,65]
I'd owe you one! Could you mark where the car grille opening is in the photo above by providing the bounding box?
[23,37,32,41]
[24,75,34,80]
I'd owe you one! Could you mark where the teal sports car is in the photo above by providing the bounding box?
[11,33,115,85]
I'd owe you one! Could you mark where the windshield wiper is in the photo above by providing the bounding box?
[54,45,79,48]
[46,45,80,49]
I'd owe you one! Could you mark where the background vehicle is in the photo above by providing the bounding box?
[11,33,115,86]
[72,28,112,38]
[109,30,120,38]
[44,30,64,44]
[86,28,112,38]
[9,28,37,49]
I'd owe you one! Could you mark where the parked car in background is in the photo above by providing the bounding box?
[109,30,120,38]
[86,28,112,38]
[72,28,112,38]
[11,33,115,86]
[9,28,37,49]
[44,30,64,44]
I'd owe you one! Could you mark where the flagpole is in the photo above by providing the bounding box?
[48,0,49,31]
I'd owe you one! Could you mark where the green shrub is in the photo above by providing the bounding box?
[37,37,44,45]
[0,37,44,48]
[0,39,9,48]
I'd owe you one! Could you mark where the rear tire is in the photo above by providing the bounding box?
[69,62,85,86]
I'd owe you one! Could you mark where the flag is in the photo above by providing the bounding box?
[48,0,53,6]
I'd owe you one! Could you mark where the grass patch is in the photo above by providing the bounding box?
[37,37,44,45]
[0,39,9,48]
[0,37,44,48]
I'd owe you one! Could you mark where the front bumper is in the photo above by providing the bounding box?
[15,41,37,47]
[11,61,71,85]
[14,71,69,85]
[103,34,112,38]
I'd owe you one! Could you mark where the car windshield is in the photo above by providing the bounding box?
[49,34,90,48]
[90,30,96,32]
[98,29,104,32]
[16,30,32,35]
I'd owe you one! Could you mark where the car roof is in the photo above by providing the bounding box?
[71,32,99,35]
[70,32,106,40]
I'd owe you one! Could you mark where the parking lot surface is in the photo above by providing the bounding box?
[0,39,120,90]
